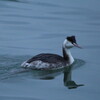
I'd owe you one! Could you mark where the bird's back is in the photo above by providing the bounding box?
[27,53,66,64]
[21,53,67,70]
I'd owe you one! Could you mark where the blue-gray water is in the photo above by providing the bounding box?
[0,0,100,100]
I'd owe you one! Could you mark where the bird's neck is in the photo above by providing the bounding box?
[62,47,74,65]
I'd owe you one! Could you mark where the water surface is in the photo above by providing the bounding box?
[0,0,100,100]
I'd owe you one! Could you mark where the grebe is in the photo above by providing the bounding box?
[21,36,81,70]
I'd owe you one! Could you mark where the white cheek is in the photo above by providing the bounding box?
[63,39,74,48]
[66,42,73,48]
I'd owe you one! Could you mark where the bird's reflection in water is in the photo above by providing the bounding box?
[30,68,64,80]
[0,58,84,89]
[63,66,84,89]
[0,66,84,89]
[29,63,84,89]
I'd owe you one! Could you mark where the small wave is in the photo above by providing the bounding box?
[0,95,40,100]
[0,55,85,81]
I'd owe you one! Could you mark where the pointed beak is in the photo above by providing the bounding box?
[73,43,82,49]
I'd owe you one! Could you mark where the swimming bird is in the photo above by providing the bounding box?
[21,36,81,70]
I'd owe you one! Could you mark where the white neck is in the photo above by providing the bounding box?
[63,39,74,65]
[64,48,74,65]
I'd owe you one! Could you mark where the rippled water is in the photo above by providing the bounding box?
[0,0,100,100]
